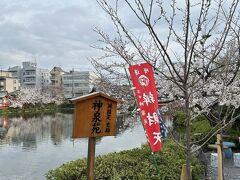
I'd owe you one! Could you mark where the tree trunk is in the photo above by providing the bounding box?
[186,134,192,180]
[219,133,224,180]
[185,91,192,180]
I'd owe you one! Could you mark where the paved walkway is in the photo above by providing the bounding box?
[204,153,240,180]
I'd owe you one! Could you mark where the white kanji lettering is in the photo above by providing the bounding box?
[143,93,151,106]
[149,92,155,103]
[146,112,159,126]
[153,132,162,145]
[143,92,155,106]
[137,90,141,94]
[139,102,144,106]
[144,68,149,74]
[134,69,140,75]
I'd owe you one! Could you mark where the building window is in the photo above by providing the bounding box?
[64,84,71,87]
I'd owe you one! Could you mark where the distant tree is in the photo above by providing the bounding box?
[10,88,64,108]
[90,59,135,110]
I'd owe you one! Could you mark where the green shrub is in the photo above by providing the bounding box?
[173,110,186,128]
[173,110,215,145]
[0,102,61,117]
[46,140,204,180]
[58,101,74,109]
[191,118,212,141]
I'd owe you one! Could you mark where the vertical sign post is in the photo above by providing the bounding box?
[87,137,96,180]
[71,92,118,180]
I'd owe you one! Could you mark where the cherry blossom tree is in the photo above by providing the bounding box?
[10,88,64,108]
[91,0,240,179]
[90,59,136,111]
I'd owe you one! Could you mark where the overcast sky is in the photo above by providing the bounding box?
[0,1,238,71]
[0,0,114,71]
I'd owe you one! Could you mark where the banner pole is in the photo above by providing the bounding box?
[152,152,160,175]
[123,65,137,115]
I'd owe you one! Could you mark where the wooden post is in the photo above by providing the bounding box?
[208,134,224,180]
[180,164,187,180]
[216,134,223,180]
[180,164,192,180]
[87,137,96,180]
[208,144,223,180]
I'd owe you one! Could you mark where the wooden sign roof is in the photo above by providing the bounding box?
[71,92,118,103]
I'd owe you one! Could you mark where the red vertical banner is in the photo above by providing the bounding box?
[128,63,162,152]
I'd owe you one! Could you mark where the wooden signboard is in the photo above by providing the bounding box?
[71,92,118,180]
[71,92,118,138]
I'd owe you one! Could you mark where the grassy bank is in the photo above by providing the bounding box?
[0,101,74,117]
[46,140,204,180]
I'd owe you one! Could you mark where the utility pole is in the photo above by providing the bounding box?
[71,68,74,98]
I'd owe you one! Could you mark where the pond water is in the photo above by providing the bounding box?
[0,113,146,180]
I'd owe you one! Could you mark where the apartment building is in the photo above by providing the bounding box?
[0,70,20,93]
[22,61,37,88]
[50,67,65,87]
[12,61,50,89]
[8,66,22,79]
[39,68,51,90]
[62,71,96,99]
[48,67,65,97]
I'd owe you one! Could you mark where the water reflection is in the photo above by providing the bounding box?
[0,114,70,150]
[51,119,64,145]
[0,113,140,150]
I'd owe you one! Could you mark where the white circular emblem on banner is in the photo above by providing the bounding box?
[138,75,149,86]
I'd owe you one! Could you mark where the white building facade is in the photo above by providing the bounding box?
[9,61,50,90]
[62,71,96,99]
[38,68,51,90]
[22,61,38,88]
